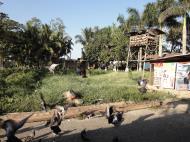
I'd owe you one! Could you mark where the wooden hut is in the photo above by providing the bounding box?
[126,28,165,71]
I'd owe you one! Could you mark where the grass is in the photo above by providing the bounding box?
[37,70,171,104]
[1,70,173,113]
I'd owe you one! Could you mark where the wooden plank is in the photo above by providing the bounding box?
[0,101,161,123]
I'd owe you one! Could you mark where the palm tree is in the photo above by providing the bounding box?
[75,27,94,46]
[126,8,142,31]
[142,2,159,28]
[158,1,190,55]
[117,14,127,31]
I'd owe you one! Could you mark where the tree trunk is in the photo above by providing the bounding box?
[159,24,163,57]
[125,47,130,72]
[182,13,187,55]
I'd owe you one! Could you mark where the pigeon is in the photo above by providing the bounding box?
[106,105,114,119]
[138,87,147,94]
[48,64,59,74]
[0,114,33,142]
[6,135,22,142]
[106,105,124,126]
[49,106,65,136]
[137,79,147,87]
[80,129,90,141]
[112,112,123,126]
[49,106,66,142]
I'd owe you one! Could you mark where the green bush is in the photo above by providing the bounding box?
[0,68,47,114]
[0,70,172,114]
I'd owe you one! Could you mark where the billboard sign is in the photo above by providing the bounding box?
[175,62,190,90]
[160,63,176,89]
[153,63,163,87]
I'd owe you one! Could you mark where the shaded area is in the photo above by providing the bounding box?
[34,113,190,142]
[32,99,190,142]
[2,99,190,142]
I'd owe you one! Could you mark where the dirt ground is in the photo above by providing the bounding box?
[1,99,190,142]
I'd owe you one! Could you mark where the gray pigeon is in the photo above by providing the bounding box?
[0,114,33,142]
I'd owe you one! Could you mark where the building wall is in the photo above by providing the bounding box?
[152,62,190,91]
[153,63,176,89]
[175,62,190,90]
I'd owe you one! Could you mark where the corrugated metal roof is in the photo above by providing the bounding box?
[149,53,190,63]
[125,28,165,36]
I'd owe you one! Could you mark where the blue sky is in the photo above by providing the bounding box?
[1,0,156,59]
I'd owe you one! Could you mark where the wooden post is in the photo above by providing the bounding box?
[142,45,147,79]
[159,24,163,57]
[139,47,142,71]
[149,63,154,85]
[137,50,139,71]
[126,46,130,72]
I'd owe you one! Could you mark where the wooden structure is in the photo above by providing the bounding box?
[126,28,165,73]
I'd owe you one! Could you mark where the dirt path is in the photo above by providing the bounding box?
[0,101,190,142]
[1,100,190,142]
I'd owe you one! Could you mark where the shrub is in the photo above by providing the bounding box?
[0,70,172,114]
[0,68,47,114]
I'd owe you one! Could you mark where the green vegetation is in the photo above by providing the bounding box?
[0,70,172,114]
[0,0,189,68]
[0,0,187,114]
[0,68,47,113]
[0,13,73,68]
[75,0,190,65]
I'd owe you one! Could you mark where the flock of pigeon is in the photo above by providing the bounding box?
[0,79,147,142]
[0,104,124,142]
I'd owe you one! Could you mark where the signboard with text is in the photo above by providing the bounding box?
[175,62,190,90]
[160,63,176,89]
[153,63,163,87]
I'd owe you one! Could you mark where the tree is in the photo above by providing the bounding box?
[159,0,190,54]
[117,14,127,31]
[166,27,182,52]
[0,3,71,68]
[142,2,159,28]
[75,27,95,46]
[126,8,142,31]
[0,11,24,67]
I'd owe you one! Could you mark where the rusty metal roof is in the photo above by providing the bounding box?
[126,28,165,36]
[149,53,190,63]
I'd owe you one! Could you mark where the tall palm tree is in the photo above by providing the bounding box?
[142,2,159,28]
[159,1,190,54]
[75,27,94,46]
[126,8,142,31]
[117,14,127,31]
[156,0,177,56]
